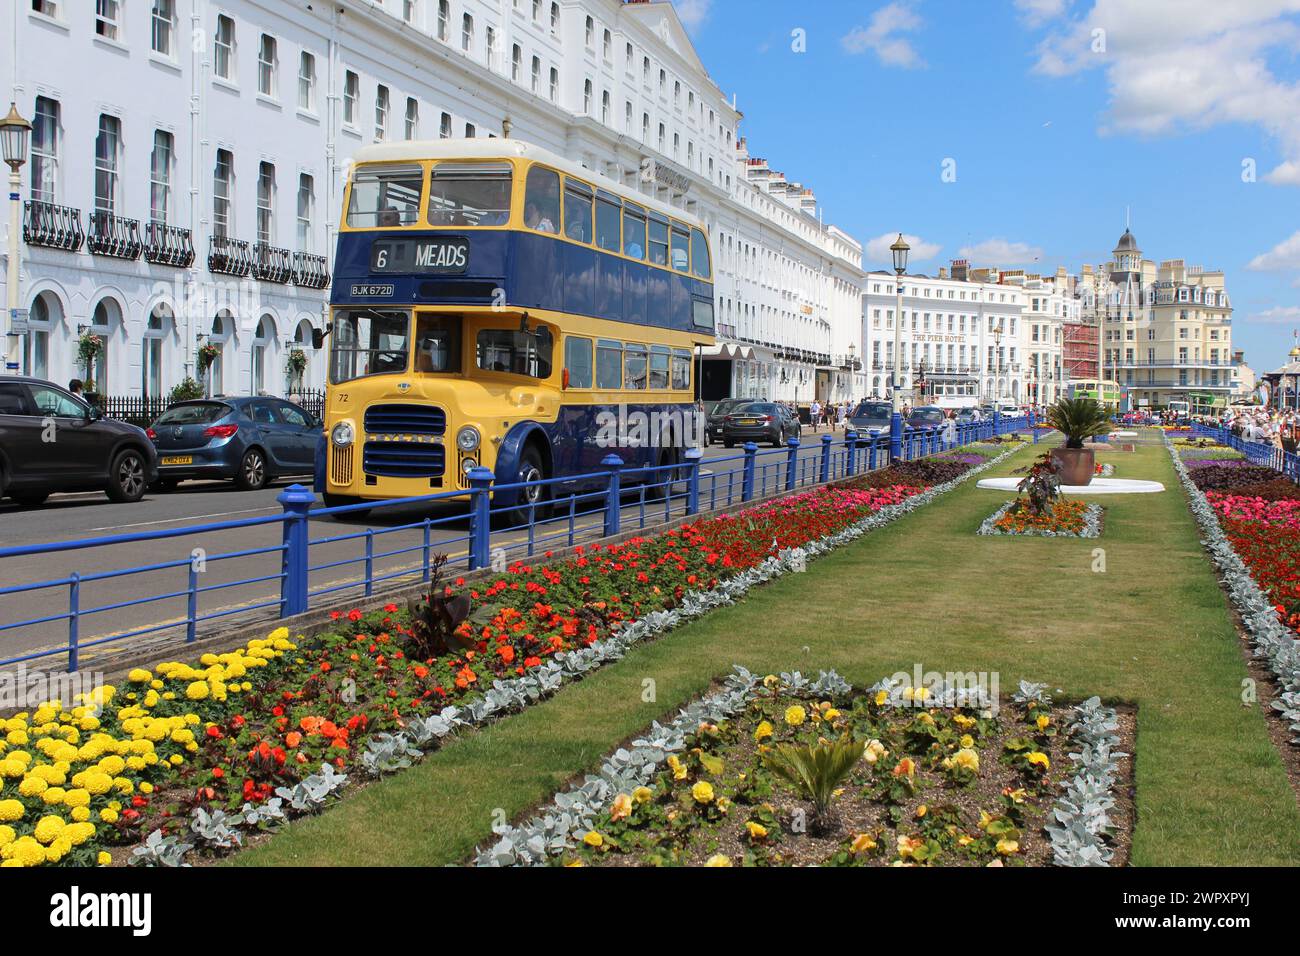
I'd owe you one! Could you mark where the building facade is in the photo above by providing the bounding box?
[1,0,863,405]
[862,264,1027,408]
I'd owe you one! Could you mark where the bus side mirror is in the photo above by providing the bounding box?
[311,324,332,350]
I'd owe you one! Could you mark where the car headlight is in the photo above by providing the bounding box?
[331,421,355,447]
[456,425,481,452]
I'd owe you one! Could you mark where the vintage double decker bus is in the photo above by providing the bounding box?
[314,139,716,516]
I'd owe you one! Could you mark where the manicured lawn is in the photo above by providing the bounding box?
[235,440,1300,867]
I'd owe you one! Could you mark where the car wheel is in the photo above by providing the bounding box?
[235,448,268,492]
[10,491,50,508]
[106,449,148,503]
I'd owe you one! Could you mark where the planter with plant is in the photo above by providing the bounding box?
[1046,397,1112,485]
[285,347,308,387]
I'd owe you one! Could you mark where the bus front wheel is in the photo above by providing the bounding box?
[507,445,551,527]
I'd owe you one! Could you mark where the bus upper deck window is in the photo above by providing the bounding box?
[415,315,463,373]
[563,187,593,244]
[690,228,711,279]
[523,166,561,234]
[428,162,512,227]
[648,220,669,266]
[595,199,621,253]
[622,207,647,260]
[347,165,423,228]
[671,228,689,272]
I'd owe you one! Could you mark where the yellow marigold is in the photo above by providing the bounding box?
[0,759,24,779]
[704,854,732,867]
[62,789,90,809]
[784,705,806,727]
[97,851,112,866]
[691,781,715,804]
[41,787,67,806]
[139,782,154,795]
[184,681,209,701]
[754,721,773,742]
[99,808,119,824]
[18,776,48,797]
[70,807,91,823]
[5,730,29,746]
[33,815,65,845]
[0,800,23,822]
[0,825,14,848]
[2,836,46,866]
[127,669,152,684]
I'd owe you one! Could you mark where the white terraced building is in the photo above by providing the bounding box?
[1,0,864,407]
[861,264,1029,408]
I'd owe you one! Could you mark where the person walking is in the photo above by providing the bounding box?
[809,399,821,433]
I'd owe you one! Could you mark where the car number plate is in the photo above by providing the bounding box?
[161,456,193,466]
[739,419,757,425]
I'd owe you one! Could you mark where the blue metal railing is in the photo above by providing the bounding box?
[1189,424,1300,483]
[0,415,1031,671]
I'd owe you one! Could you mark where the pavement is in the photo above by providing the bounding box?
[0,429,857,671]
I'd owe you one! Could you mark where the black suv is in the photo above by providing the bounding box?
[0,377,158,506]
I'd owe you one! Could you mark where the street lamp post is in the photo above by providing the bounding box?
[992,324,1004,430]
[889,234,909,461]
[1,103,32,376]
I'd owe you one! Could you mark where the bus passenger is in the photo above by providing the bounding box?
[525,201,556,234]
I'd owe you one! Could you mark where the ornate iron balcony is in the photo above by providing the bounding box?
[291,251,330,290]
[143,221,195,268]
[86,211,143,260]
[208,235,253,277]
[23,200,84,252]
[252,242,293,284]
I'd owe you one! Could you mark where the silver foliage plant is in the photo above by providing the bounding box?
[1046,695,1126,867]
[1163,435,1300,744]
[977,500,1104,538]
[131,442,1026,866]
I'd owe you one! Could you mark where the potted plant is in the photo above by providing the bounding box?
[285,347,308,389]
[1045,397,1112,485]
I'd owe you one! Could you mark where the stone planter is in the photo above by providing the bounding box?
[1050,447,1095,486]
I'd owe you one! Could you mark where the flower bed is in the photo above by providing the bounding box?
[978,500,1103,538]
[0,444,1024,868]
[477,671,1131,868]
[1163,435,1300,748]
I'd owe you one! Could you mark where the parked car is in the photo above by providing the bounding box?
[955,407,980,424]
[998,405,1025,419]
[704,398,747,446]
[0,376,157,506]
[146,397,321,491]
[848,400,893,435]
[905,406,948,430]
[721,402,802,448]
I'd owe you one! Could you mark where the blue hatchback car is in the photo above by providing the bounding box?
[146,397,321,491]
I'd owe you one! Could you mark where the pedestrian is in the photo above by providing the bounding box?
[68,378,83,396]
[809,399,821,432]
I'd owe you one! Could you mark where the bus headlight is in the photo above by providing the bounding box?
[461,458,477,476]
[456,425,481,452]
[331,421,355,447]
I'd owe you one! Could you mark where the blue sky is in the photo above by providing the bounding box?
[678,0,1300,371]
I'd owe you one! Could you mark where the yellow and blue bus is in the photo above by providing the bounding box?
[313,139,716,515]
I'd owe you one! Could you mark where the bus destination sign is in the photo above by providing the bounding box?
[370,237,470,274]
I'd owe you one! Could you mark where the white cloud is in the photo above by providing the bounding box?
[673,0,712,30]
[1028,1,1300,184]
[1014,0,1071,26]
[1248,231,1300,272]
[1247,305,1300,324]
[842,2,926,68]
[958,239,1044,266]
[865,232,942,265]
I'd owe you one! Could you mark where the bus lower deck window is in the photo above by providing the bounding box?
[649,346,670,389]
[625,345,648,390]
[564,336,594,388]
[330,309,411,384]
[671,351,691,390]
[596,340,622,389]
[415,315,463,373]
[476,326,553,378]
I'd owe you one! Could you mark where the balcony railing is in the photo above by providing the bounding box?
[252,242,293,284]
[143,221,195,268]
[86,210,143,260]
[208,235,253,277]
[291,251,330,290]
[23,200,85,252]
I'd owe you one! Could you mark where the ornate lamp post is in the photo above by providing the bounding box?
[889,234,909,460]
[1,103,32,376]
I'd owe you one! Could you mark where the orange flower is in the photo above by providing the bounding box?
[285,731,302,748]
[299,716,322,734]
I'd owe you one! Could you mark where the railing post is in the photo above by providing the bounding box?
[67,573,80,674]
[819,434,832,484]
[602,454,624,537]
[364,529,374,597]
[993,408,1002,435]
[785,437,800,491]
[1033,424,1040,444]
[468,466,494,570]
[889,411,903,464]
[186,563,198,643]
[422,518,432,582]
[743,442,758,501]
[278,483,315,618]
[685,446,703,515]
[845,430,859,475]
[869,434,879,471]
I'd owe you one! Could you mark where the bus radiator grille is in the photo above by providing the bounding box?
[363,404,447,436]
[362,441,446,479]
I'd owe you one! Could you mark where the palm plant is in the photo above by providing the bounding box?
[1046,397,1112,449]
[763,737,865,832]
